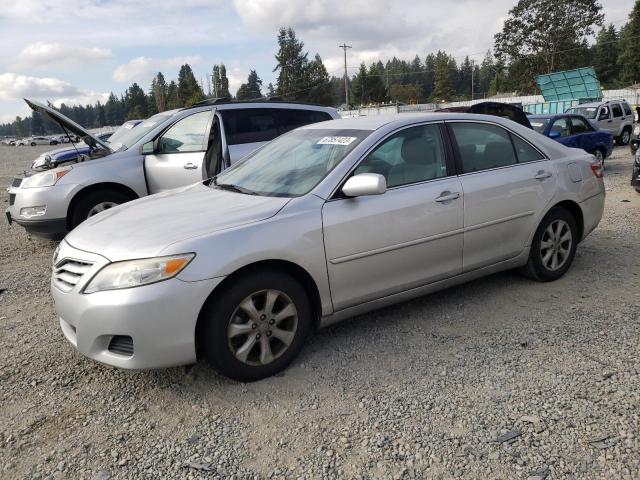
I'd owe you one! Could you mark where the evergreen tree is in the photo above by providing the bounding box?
[431,52,455,101]
[219,64,231,98]
[274,27,308,100]
[177,64,203,106]
[151,72,168,112]
[236,70,263,100]
[619,0,640,84]
[305,54,333,105]
[31,111,44,135]
[351,63,369,105]
[166,81,181,109]
[212,65,222,98]
[125,83,147,120]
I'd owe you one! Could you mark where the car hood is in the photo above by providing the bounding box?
[64,183,291,261]
[32,145,90,170]
[24,98,112,153]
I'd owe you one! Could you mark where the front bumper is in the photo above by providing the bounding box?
[51,240,223,369]
[6,181,77,238]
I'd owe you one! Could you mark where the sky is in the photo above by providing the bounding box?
[0,0,635,123]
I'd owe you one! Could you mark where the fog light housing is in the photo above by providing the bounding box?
[20,205,46,218]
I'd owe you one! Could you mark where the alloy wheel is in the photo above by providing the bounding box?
[87,201,118,217]
[227,289,298,366]
[622,130,631,144]
[540,219,572,271]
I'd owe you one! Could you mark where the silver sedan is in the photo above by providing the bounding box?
[51,113,605,381]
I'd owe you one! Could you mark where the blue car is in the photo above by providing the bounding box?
[529,114,614,165]
[31,120,142,171]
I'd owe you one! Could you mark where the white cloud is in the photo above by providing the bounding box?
[13,42,112,69]
[112,55,202,84]
[0,73,81,100]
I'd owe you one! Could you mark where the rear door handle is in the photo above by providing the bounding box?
[183,163,198,170]
[534,170,552,180]
[435,191,460,203]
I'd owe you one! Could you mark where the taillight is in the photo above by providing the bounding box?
[591,161,603,178]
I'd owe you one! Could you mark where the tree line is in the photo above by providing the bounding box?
[2,0,640,137]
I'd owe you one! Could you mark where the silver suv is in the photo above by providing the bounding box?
[6,99,338,238]
[566,100,634,145]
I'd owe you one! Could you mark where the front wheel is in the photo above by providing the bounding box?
[593,148,605,169]
[30,142,36,146]
[69,189,132,229]
[199,271,312,382]
[520,207,578,282]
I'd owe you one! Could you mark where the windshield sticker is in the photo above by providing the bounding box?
[139,121,157,128]
[317,136,357,146]
[124,124,134,129]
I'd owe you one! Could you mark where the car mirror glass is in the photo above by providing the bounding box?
[140,141,155,155]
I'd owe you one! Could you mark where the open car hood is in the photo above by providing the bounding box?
[24,98,113,153]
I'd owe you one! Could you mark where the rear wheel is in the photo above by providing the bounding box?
[520,207,578,282]
[199,271,312,382]
[30,142,36,146]
[69,189,132,229]
[619,128,631,146]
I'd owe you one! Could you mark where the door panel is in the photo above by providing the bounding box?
[144,110,212,193]
[323,178,464,310]
[145,151,206,192]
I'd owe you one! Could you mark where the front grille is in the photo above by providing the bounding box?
[11,177,22,188]
[53,259,94,292]
[108,336,134,356]
[9,194,15,206]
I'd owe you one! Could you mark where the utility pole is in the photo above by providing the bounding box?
[339,43,352,108]
[471,59,474,101]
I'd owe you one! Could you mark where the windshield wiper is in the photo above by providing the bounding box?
[215,182,258,195]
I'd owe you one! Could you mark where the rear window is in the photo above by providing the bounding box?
[624,103,632,116]
[275,109,333,133]
[221,109,279,145]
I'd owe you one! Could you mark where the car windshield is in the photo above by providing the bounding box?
[567,107,597,119]
[109,113,174,151]
[106,122,139,146]
[530,118,550,134]
[213,128,370,197]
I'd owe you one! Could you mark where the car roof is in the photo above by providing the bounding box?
[300,112,533,131]
[182,98,337,114]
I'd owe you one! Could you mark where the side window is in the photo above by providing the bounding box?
[450,123,517,173]
[221,109,279,145]
[612,104,623,118]
[157,111,211,153]
[623,103,632,116]
[354,124,447,188]
[570,116,591,134]
[550,118,571,137]
[598,106,610,120]
[276,109,332,134]
[511,135,544,163]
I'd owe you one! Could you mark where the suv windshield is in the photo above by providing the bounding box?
[213,128,370,197]
[567,107,597,119]
[109,112,174,151]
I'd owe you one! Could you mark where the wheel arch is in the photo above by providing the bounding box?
[66,182,139,230]
[546,199,584,241]
[194,259,323,358]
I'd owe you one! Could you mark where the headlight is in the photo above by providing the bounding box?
[83,254,195,294]
[21,166,72,188]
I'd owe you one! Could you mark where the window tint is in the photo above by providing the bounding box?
[275,109,332,134]
[623,103,632,116]
[222,109,279,145]
[570,116,592,134]
[354,124,447,188]
[158,111,211,153]
[450,123,517,173]
[550,118,571,137]
[612,104,623,118]
[511,135,544,163]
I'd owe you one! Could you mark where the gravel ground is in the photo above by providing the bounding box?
[0,144,638,480]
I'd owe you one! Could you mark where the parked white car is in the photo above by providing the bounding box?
[6,99,339,238]
[16,136,56,146]
[51,113,605,381]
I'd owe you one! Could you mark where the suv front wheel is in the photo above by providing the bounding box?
[69,189,132,229]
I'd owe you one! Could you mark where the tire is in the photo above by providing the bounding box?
[69,189,132,229]
[593,148,605,169]
[199,270,312,382]
[30,142,36,146]
[520,207,578,282]
[50,141,58,145]
[619,128,631,146]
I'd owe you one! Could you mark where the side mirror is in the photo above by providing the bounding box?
[548,130,561,139]
[140,141,155,155]
[342,173,386,197]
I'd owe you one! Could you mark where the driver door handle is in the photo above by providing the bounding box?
[534,170,552,180]
[183,163,198,170]
[435,191,460,203]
